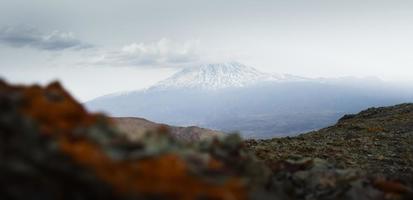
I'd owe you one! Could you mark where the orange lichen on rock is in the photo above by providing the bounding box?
[373,178,409,194]
[2,80,247,200]
[367,126,385,133]
[20,82,99,136]
[59,138,246,200]
[208,157,225,171]
[0,80,99,136]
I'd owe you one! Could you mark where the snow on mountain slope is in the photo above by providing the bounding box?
[149,62,288,90]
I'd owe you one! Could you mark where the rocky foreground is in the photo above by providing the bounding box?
[0,80,412,200]
[246,103,413,181]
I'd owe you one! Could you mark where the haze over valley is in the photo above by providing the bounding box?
[87,62,413,138]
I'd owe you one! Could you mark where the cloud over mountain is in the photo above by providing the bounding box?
[89,38,200,67]
[0,25,92,51]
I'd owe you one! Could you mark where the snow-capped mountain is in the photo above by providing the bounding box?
[149,62,298,90]
[86,62,413,138]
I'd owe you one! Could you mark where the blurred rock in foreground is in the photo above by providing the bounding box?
[112,117,223,142]
[0,80,412,200]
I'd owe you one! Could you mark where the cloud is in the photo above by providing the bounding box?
[89,38,200,67]
[0,25,92,51]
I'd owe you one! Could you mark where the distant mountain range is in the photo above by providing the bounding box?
[86,62,413,138]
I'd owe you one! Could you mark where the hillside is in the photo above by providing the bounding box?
[246,103,413,181]
[112,117,222,142]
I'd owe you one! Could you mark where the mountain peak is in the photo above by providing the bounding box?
[149,62,274,90]
[195,62,257,72]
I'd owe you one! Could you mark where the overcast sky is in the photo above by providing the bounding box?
[1,0,413,101]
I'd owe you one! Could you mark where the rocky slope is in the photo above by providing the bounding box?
[112,117,222,142]
[246,103,413,181]
[1,80,412,200]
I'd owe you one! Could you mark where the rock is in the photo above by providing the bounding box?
[1,79,412,200]
[0,80,251,200]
